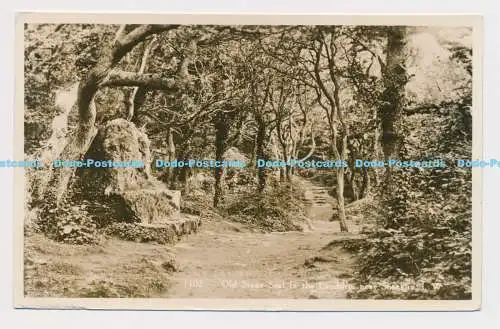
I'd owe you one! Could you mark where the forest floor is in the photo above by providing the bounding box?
[164,218,359,299]
[165,180,361,299]
[24,180,361,298]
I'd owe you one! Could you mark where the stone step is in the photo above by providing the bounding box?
[138,214,202,240]
[105,214,202,245]
[140,214,201,229]
[305,199,330,204]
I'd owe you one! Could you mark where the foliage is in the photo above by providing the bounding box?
[224,182,307,232]
[347,46,473,299]
[104,222,177,244]
[24,24,474,300]
[24,24,117,154]
[181,186,217,217]
[38,203,101,245]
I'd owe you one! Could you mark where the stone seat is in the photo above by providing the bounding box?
[137,214,202,239]
[120,188,181,224]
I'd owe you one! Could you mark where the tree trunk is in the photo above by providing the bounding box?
[285,165,292,183]
[169,167,179,190]
[330,133,349,232]
[279,168,285,183]
[348,170,359,202]
[290,139,297,176]
[159,127,175,183]
[280,139,292,183]
[213,112,229,207]
[373,120,381,187]
[250,134,257,171]
[256,119,268,194]
[170,145,189,189]
[347,157,359,202]
[336,167,348,232]
[167,127,176,177]
[48,74,101,205]
[178,164,189,185]
[30,82,79,203]
[311,30,349,232]
[380,27,408,188]
[336,134,349,232]
[360,166,370,199]
[269,133,283,183]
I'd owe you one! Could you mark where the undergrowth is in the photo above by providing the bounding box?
[224,182,307,232]
[103,223,177,244]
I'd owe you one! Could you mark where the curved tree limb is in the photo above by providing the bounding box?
[43,24,181,205]
[126,36,157,121]
[298,127,316,162]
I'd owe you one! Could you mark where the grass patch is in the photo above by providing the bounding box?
[24,233,175,298]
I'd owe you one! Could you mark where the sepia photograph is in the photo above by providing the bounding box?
[15,13,482,310]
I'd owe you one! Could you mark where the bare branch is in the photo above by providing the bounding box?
[313,40,336,113]
[101,70,177,90]
[112,25,127,44]
[126,36,158,121]
[343,30,386,71]
[299,128,316,162]
[111,24,180,65]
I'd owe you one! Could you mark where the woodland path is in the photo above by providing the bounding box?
[165,180,360,299]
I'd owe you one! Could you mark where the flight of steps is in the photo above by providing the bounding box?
[309,185,331,205]
[303,183,336,221]
[303,185,332,205]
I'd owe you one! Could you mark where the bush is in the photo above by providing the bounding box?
[38,203,101,245]
[224,182,307,232]
[347,95,472,299]
[182,187,216,217]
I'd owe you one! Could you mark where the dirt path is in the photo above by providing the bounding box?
[166,182,359,299]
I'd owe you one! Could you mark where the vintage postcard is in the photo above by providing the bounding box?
[15,13,482,310]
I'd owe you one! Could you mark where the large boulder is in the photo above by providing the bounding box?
[81,118,153,195]
[80,119,181,224]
